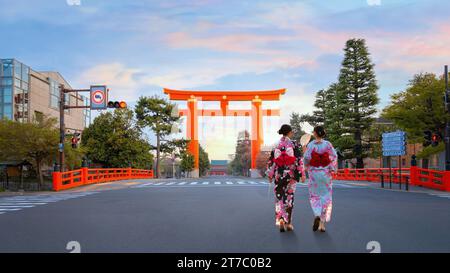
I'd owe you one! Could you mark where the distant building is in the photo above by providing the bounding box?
[209,160,228,176]
[0,58,91,133]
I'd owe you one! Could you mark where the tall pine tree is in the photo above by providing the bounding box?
[289,112,306,141]
[337,38,379,168]
[299,89,327,127]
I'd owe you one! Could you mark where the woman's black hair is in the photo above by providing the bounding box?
[313,126,326,138]
[278,124,292,136]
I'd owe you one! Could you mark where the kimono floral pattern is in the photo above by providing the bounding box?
[266,136,305,224]
[303,140,337,222]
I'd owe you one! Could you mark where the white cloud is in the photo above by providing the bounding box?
[75,63,143,102]
[367,0,381,6]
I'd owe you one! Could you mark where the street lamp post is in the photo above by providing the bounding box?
[445,65,450,171]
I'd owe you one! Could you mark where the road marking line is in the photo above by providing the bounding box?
[0,205,34,208]
[202,182,209,185]
[237,181,245,184]
[166,182,176,185]
[214,182,221,185]
[226,182,233,185]
[0,208,22,211]
[177,182,187,185]
[0,203,47,206]
[190,182,198,185]
[247,181,257,184]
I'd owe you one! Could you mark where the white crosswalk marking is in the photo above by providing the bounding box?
[190,182,198,185]
[202,182,209,185]
[166,182,176,185]
[237,181,245,185]
[178,182,187,185]
[0,203,48,205]
[226,181,233,185]
[247,181,257,184]
[0,205,35,208]
[428,193,450,199]
[0,191,98,215]
[215,182,221,185]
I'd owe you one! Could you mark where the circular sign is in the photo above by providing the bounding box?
[92,90,105,104]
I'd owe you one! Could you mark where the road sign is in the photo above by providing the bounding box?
[382,130,407,157]
[90,85,108,110]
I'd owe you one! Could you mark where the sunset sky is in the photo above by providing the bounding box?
[1,0,449,159]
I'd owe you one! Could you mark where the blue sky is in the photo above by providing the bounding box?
[1,0,449,159]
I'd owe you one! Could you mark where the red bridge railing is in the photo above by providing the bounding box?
[332,166,450,192]
[52,168,154,191]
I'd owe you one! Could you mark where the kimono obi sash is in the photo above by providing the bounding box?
[310,150,331,168]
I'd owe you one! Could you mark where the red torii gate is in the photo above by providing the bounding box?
[164,88,286,177]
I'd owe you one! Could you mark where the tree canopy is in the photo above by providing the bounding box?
[135,95,186,177]
[81,109,153,169]
[382,72,450,157]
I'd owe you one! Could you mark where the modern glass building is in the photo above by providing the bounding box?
[0,58,91,131]
[0,59,30,121]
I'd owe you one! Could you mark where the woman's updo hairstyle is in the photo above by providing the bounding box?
[313,126,326,138]
[278,124,292,136]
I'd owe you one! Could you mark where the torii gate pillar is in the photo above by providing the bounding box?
[164,88,286,178]
[250,98,263,177]
[187,97,200,178]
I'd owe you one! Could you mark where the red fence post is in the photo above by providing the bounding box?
[443,171,450,192]
[410,166,418,186]
[52,172,62,192]
[128,167,132,179]
[81,167,88,185]
[344,168,350,180]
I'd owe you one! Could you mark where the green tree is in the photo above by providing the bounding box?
[180,152,195,177]
[336,38,379,168]
[135,95,184,178]
[299,89,328,128]
[382,72,450,157]
[199,145,210,176]
[0,116,59,187]
[81,109,153,169]
[289,112,306,141]
[229,130,251,176]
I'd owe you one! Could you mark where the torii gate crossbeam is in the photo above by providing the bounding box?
[164,88,286,178]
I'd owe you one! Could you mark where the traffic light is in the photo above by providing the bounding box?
[431,132,442,147]
[71,136,78,149]
[71,132,81,149]
[423,130,432,147]
[108,101,127,109]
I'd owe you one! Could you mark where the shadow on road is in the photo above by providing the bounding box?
[313,231,336,252]
[279,231,300,252]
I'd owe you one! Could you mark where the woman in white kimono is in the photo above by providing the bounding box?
[303,126,337,232]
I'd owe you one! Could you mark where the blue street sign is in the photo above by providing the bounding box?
[382,130,407,157]
[90,85,108,110]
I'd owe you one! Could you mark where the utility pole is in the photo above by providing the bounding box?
[59,84,66,172]
[445,65,450,171]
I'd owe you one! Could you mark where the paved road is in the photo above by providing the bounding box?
[0,176,449,253]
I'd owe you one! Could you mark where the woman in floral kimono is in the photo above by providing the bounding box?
[267,124,305,232]
[303,126,337,232]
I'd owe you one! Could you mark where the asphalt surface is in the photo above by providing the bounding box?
[0,176,449,253]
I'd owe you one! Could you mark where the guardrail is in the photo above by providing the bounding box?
[52,168,154,191]
[333,167,450,192]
